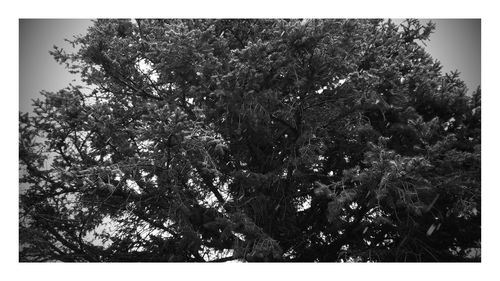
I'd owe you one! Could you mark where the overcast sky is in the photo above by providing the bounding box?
[19,19,93,113]
[417,19,480,92]
[19,19,481,113]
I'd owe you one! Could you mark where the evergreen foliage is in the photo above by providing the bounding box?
[19,19,480,262]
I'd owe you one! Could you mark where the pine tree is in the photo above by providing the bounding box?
[20,19,480,262]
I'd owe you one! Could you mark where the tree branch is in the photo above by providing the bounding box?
[209,255,239,262]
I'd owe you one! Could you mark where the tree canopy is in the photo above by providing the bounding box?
[19,19,481,262]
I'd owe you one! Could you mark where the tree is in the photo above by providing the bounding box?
[19,19,480,262]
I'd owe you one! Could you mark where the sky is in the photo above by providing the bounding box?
[19,19,481,113]
[414,19,480,93]
[19,19,93,113]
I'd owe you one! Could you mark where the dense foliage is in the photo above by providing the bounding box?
[19,19,480,262]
